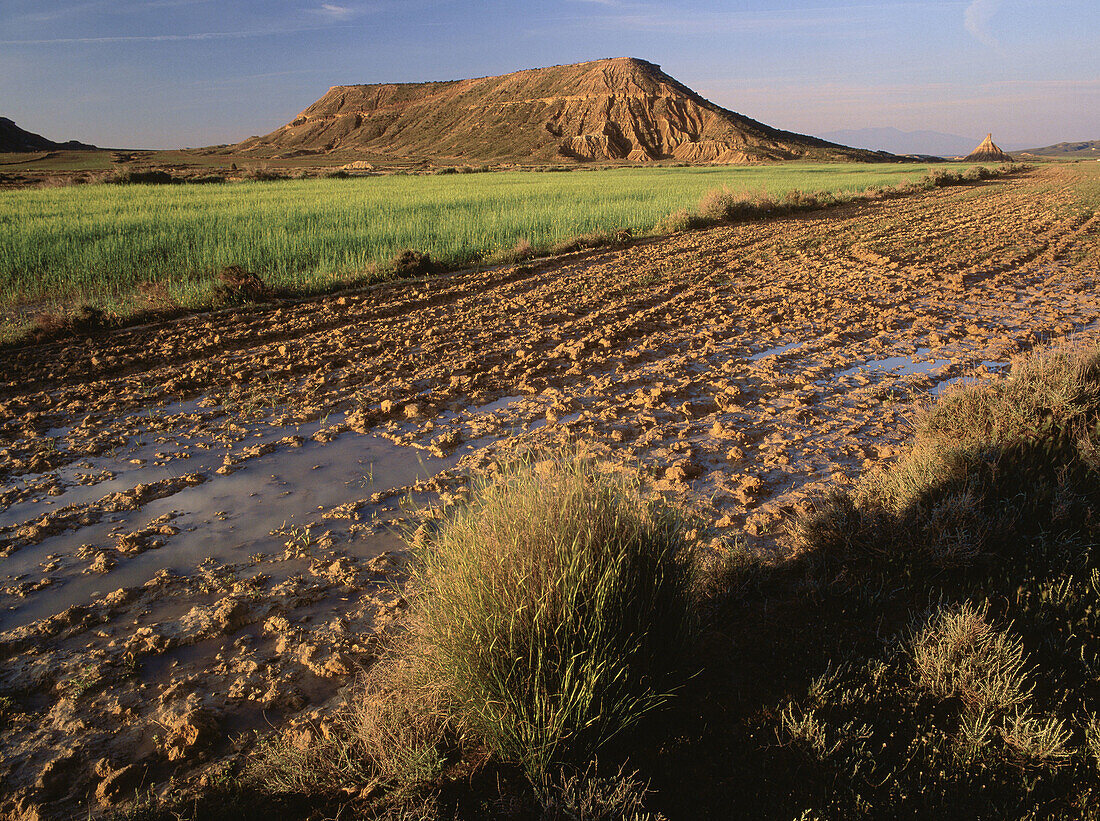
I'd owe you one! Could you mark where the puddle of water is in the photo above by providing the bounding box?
[0,431,450,630]
[472,394,526,415]
[929,362,1009,397]
[834,349,952,380]
[0,413,342,529]
[530,411,583,431]
[748,341,803,361]
[930,376,973,397]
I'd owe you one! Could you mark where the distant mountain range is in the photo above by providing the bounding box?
[818,127,981,158]
[233,57,890,165]
[1016,140,1100,158]
[0,117,96,152]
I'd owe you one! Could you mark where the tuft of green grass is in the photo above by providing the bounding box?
[409,456,696,778]
[911,602,1032,715]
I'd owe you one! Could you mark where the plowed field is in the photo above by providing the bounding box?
[2,163,1098,817]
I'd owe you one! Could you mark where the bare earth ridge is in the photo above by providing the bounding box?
[1,164,1099,817]
[234,57,888,165]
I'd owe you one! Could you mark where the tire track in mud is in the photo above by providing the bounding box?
[2,165,1100,816]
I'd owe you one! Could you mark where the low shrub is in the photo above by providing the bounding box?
[31,303,109,339]
[489,238,535,264]
[656,208,708,234]
[780,188,820,210]
[410,457,696,777]
[106,168,176,185]
[211,265,271,306]
[696,187,777,222]
[243,167,289,181]
[550,233,613,255]
[391,249,435,277]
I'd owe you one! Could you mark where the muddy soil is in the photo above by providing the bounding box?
[1,164,1098,818]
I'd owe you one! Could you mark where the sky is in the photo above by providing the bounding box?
[2,0,1097,150]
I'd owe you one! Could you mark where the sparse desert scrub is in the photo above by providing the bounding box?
[706,343,1100,817]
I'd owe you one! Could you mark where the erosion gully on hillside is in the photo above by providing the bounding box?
[2,165,1098,817]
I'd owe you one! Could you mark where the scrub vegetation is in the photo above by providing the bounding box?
[107,343,1100,819]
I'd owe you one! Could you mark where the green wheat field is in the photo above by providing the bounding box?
[0,162,965,332]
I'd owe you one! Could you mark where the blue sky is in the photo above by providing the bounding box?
[2,0,1096,150]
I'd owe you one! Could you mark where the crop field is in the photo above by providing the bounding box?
[1,162,975,329]
[5,163,1100,819]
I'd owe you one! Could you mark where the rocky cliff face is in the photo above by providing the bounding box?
[235,58,887,165]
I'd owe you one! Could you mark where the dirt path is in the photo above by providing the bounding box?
[2,164,1098,818]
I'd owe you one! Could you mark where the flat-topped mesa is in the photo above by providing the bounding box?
[235,57,889,165]
[965,133,1013,162]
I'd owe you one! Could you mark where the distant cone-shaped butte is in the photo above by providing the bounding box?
[965,133,1013,162]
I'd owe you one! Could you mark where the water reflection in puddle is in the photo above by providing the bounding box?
[748,341,803,361]
[472,394,526,415]
[1,430,451,630]
[835,348,952,380]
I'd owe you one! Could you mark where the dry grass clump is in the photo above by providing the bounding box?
[250,652,447,796]
[534,765,660,821]
[912,603,1073,766]
[242,167,289,181]
[923,347,1100,448]
[488,238,535,264]
[410,457,696,777]
[696,187,777,223]
[911,602,1032,714]
[31,303,109,340]
[655,208,707,234]
[549,232,624,255]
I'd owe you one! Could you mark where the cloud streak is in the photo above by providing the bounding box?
[964,0,1001,48]
[0,25,337,45]
[554,1,956,35]
[317,4,355,20]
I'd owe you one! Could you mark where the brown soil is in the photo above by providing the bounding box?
[1,164,1098,818]
[234,57,888,165]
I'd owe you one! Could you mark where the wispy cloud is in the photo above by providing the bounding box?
[558,1,956,35]
[317,3,355,20]
[964,0,1001,48]
[0,25,336,45]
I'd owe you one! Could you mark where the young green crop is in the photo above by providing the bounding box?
[0,162,973,329]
